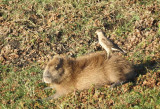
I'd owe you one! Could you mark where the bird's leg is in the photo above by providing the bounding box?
[106,50,112,59]
[107,52,110,59]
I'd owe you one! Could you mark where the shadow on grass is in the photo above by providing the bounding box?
[129,58,160,86]
[134,59,159,76]
[118,58,160,90]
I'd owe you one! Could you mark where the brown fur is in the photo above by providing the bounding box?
[43,51,135,99]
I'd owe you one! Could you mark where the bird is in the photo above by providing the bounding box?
[95,29,126,59]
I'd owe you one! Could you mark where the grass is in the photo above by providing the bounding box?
[0,64,160,108]
[0,0,160,108]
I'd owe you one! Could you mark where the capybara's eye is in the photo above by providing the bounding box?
[55,65,58,69]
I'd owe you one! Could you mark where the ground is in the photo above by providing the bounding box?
[0,0,160,108]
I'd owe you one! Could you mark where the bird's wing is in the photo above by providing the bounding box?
[101,37,113,46]
[111,46,126,53]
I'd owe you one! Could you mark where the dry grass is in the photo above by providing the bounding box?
[0,0,160,108]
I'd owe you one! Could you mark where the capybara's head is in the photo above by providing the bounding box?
[43,55,65,84]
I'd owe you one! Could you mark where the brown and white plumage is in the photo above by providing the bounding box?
[95,29,126,58]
